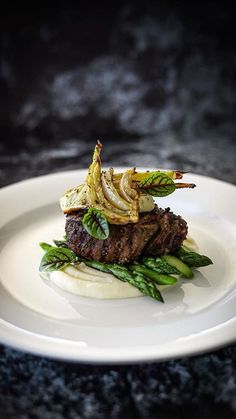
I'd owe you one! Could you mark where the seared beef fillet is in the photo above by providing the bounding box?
[65,206,188,264]
[143,207,188,257]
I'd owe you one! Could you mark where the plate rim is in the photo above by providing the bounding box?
[1,316,236,363]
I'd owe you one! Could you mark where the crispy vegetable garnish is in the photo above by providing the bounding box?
[60,141,196,224]
[85,142,139,224]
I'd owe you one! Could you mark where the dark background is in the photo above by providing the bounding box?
[0,2,236,418]
[0,1,236,186]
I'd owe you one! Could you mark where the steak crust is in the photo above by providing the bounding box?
[65,206,188,264]
[143,207,188,256]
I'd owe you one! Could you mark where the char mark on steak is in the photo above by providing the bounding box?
[142,207,188,257]
[65,206,187,264]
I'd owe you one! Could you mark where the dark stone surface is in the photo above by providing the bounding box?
[0,3,236,418]
[1,344,236,418]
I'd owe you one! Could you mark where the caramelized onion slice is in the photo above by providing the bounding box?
[101,169,131,211]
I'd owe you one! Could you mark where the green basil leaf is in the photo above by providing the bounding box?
[82,208,109,240]
[139,172,176,197]
[39,242,53,252]
[39,247,78,272]
[53,240,69,249]
[175,246,213,268]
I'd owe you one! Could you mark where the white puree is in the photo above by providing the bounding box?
[48,264,142,299]
[46,236,198,300]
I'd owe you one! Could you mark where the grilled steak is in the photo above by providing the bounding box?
[143,207,188,256]
[65,206,188,264]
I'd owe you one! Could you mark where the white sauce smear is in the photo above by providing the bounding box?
[48,263,142,299]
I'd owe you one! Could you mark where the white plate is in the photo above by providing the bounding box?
[0,169,236,363]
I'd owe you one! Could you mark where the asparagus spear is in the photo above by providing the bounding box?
[175,246,213,268]
[129,264,177,285]
[82,259,111,273]
[142,257,180,275]
[84,260,164,302]
[107,264,164,303]
[162,255,193,279]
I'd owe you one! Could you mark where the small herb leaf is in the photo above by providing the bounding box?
[53,240,69,249]
[139,172,176,197]
[39,242,53,252]
[82,208,109,240]
[39,248,78,272]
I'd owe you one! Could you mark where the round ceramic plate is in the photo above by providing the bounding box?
[0,169,236,363]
